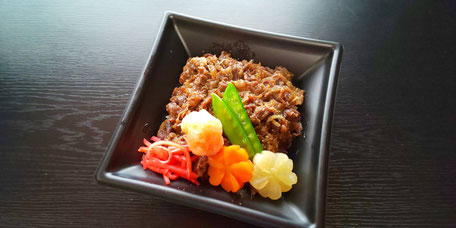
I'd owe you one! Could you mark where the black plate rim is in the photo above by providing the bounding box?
[94,11,343,228]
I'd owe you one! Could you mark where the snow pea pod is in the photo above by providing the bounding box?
[211,93,256,157]
[222,83,263,155]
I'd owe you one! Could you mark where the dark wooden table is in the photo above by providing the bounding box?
[1,0,455,227]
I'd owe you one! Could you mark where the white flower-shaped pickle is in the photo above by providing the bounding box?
[249,150,297,200]
[181,109,223,156]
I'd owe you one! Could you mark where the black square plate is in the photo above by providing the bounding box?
[95,11,342,227]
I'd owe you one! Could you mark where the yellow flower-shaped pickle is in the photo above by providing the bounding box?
[249,150,298,200]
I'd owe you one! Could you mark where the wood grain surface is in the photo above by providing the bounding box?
[1,0,455,227]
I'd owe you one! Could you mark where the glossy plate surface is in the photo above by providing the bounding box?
[95,11,342,228]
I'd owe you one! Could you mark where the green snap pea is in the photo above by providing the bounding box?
[222,83,263,156]
[211,93,256,157]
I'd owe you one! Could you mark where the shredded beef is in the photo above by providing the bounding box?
[193,156,208,178]
[157,52,304,153]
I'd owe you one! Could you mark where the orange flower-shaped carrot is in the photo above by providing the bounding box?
[208,145,254,193]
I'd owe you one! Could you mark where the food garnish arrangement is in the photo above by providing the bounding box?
[138,52,304,200]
